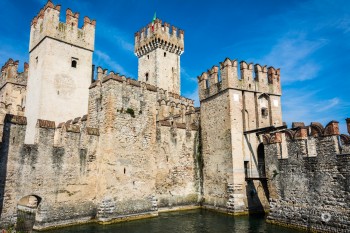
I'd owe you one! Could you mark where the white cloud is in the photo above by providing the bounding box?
[94,50,132,77]
[282,87,347,133]
[261,33,327,84]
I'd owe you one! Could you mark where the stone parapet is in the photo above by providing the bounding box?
[197,58,281,101]
[264,118,350,232]
[0,58,28,87]
[134,18,184,57]
[29,0,95,52]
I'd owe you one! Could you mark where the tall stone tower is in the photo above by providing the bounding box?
[134,19,184,95]
[197,59,283,214]
[25,1,95,143]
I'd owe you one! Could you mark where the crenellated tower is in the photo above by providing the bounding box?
[25,0,96,143]
[134,19,184,95]
[0,59,28,116]
[0,58,28,143]
[197,58,283,214]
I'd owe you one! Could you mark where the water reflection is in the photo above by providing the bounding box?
[46,209,301,233]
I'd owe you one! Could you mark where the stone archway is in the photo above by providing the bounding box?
[16,195,41,232]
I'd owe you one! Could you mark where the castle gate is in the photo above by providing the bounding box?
[16,195,41,232]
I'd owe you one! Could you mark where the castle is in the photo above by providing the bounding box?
[0,1,349,232]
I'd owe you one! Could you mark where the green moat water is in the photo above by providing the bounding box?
[45,210,303,233]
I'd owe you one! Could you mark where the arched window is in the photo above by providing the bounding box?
[145,72,149,81]
[71,60,77,68]
[71,57,78,68]
[164,52,167,57]
[258,94,269,119]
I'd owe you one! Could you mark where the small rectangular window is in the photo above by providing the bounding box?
[71,57,78,68]
[261,107,268,117]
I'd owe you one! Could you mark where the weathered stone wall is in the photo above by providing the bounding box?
[264,120,350,232]
[89,74,199,217]
[0,72,200,230]
[200,90,233,210]
[0,115,99,229]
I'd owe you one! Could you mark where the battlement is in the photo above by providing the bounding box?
[263,119,350,156]
[264,119,350,233]
[134,19,184,57]
[0,59,27,119]
[87,68,196,131]
[29,0,96,52]
[3,114,99,147]
[197,58,281,101]
[90,67,194,107]
[0,58,28,81]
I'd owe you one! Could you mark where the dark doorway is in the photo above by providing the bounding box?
[244,161,249,178]
[257,143,266,178]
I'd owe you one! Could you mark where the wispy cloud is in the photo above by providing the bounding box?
[282,87,347,133]
[261,33,327,84]
[181,67,197,83]
[335,17,350,34]
[316,98,340,112]
[94,50,132,77]
[97,23,134,53]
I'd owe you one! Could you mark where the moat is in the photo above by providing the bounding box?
[44,210,302,233]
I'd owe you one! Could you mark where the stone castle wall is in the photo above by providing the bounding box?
[263,120,350,232]
[3,1,350,232]
[0,71,200,230]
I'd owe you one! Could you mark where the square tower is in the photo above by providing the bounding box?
[25,1,95,143]
[135,19,184,95]
[197,58,283,213]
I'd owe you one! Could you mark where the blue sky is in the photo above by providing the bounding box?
[0,0,349,133]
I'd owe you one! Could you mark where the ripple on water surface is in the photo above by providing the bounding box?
[46,209,303,233]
